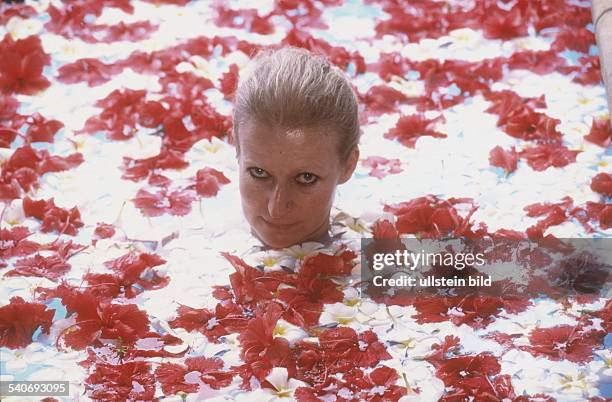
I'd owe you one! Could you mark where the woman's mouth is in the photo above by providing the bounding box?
[260,218,298,230]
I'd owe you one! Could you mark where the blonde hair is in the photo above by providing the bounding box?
[232,46,360,163]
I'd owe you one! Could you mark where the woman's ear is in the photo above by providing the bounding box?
[338,146,359,184]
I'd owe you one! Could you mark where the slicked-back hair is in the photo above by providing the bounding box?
[232,46,360,163]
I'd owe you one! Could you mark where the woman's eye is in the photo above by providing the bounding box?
[296,172,318,185]
[248,167,269,179]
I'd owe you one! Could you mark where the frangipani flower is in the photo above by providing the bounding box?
[263,367,308,400]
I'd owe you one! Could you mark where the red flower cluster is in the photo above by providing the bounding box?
[132,187,195,217]
[45,1,157,44]
[156,356,233,395]
[84,361,156,401]
[23,197,84,235]
[0,226,39,261]
[167,250,407,399]
[282,28,366,76]
[0,34,50,95]
[370,0,591,46]
[383,195,483,238]
[5,253,71,281]
[591,173,612,197]
[425,336,521,400]
[77,89,148,141]
[384,114,447,148]
[489,146,518,175]
[83,251,169,299]
[188,167,231,197]
[523,324,606,363]
[524,196,611,235]
[0,296,54,349]
[56,58,124,87]
[585,118,612,148]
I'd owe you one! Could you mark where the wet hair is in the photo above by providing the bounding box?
[232,46,360,163]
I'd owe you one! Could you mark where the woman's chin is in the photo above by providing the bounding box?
[250,226,298,249]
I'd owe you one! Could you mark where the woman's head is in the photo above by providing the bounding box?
[232,46,360,248]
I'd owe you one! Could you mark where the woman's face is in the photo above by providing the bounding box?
[237,120,358,249]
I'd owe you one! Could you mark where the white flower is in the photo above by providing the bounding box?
[319,303,359,326]
[551,368,601,400]
[272,319,308,345]
[7,17,43,40]
[262,367,308,400]
[1,199,25,226]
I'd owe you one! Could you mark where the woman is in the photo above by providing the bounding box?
[232,47,360,249]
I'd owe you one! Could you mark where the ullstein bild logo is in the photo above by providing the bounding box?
[360,237,612,299]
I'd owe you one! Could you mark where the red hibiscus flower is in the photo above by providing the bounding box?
[508,50,567,75]
[155,356,233,396]
[371,219,399,239]
[122,148,189,182]
[84,251,169,299]
[412,296,512,329]
[370,51,410,81]
[384,114,447,148]
[85,361,155,401]
[519,144,580,171]
[591,173,612,197]
[300,250,356,277]
[552,27,595,53]
[582,202,612,230]
[434,352,502,397]
[24,113,64,143]
[96,21,157,43]
[56,58,124,87]
[489,146,519,175]
[23,197,84,235]
[359,85,410,117]
[222,252,277,305]
[278,268,344,328]
[0,226,39,259]
[169,304,215,333]
[169,301,248,342]
[525,325,605,362]
[94,222,116,239]
[485,90,546,126]
[0,146,83,199]
[137,101,166,128]
[52,286,151,350]
[77,88,147,140]
[23,197,83,236]
[584,118,612,148]
[482,5,528,40]
[384,195,479,238]
[238,302,294,379]
[132,187,195,217]
[0,145,42,195]
[0,3,38,26]
[214,4,274,35]
[570,56,602,85]
[5,253,71,281]
[318,327,391,370]
[219,63,239,100]
[0,34,51,95]
[503,109,562,143]
[187,167,231,197]
[523,196,573,235]
[0,296,54,349]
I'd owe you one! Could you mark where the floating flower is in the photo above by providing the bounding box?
[0,34,50,95]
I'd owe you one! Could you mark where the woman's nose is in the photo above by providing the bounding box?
[268,183,293,219]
